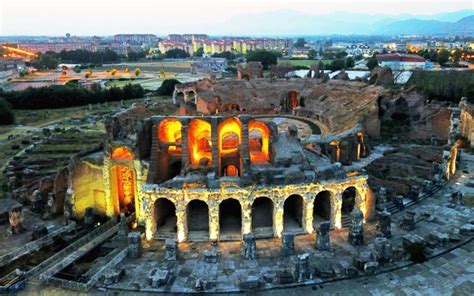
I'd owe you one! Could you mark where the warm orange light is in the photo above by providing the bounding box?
[188,119,212,165]
[113,165,135,214]
[158,118,182,154]
[249,120,270,164]
[112,147,134,160]
[218,118,241,156]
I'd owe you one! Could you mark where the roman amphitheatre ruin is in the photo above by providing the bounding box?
[1,65,473,294]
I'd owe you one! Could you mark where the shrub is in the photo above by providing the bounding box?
[156,79,181,96]
[0,98,15,125]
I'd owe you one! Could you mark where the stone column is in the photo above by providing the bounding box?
[240,115,251,178]
[176,203,186,242]
[103,157,115,218]
[281,233,295,256]
[211,118,219,176]
[241,200,252,235]
[180,119,189,169]
[274,200,284,237]
[209,199,219,241]
[331,193,342,229]
[145,214,156,241]
[303,194,314,234]
[243,233,257,260]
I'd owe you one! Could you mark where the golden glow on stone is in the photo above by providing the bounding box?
[158,118,182,154]
[249,120,270,164]
[188,119,212,165]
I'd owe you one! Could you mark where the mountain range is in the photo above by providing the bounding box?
[213,9,474,36]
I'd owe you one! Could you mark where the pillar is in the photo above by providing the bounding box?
[274,200,284,237]
[180,119,189,169]
[211,118,219,176]
[176,203,186,242]
[209,200,219,240]
[303,193,314,234]
[103,157,115,218]
[242,199,252,235]
[145,213,156,241]
[331,193,342,229]
[240,115,251,177]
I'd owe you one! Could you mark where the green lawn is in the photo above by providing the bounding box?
[277,59,333,67]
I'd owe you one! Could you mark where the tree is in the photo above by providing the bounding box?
[135,68,141,77]
[437,49,450,66]
[246,50,278,70]
[308,49,317,60]
[335,51,348,59]
[33,52,58,70]
[366,57,378,71]
[0,98,15,125]
[156,79,181,96]
[452,49,462,64]
[164,48,190,59]
[345,57,355,68]
[294,38,306,48]
[194,47,204,57]
[212,51,237,60]
[328,59,346,71]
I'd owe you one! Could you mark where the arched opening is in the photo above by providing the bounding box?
[342,187,357,217]
[219,198,241,240]
[154,198,177,238]
[188,119,212,166]
[110,147,135,215]
[283,195,304,233]
[249,120,270,165]
[251,197,274,237]
[288,90,299,110]
[186,200,209,241]
[158,118,182,155]
[223,164,239,176]
[314,191,332,227]
[218,118,242,176]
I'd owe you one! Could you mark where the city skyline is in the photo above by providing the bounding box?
[1,0,472,36]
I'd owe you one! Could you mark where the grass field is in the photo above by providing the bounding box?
[278,59,333,67]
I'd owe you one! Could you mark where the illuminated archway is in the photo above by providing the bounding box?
[188,119,212,165]
[342,187,357,217]
[223,164,239,176]
[249,120,270,164]
[251,197,273,237]
[288,90,299,110]
[155,198,177,237]
[283,195,304,232]
[158,118,182,155]
[186,200,209,241]
[219,198,242,239]
[314,191,332,227]
[110,147,135,214]
[218,118,242,176]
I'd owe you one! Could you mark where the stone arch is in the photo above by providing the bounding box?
[218,117,242,176]
[342,186,357,217]
[249,120,271,164]
[313,190,332,227]
[186,199,209,241]
[222,164,239,177]
[251,197,274,237]
[188,118,212,166]
[154,198,177,238]
[158,118,182,155]
[283,194,304,233]
[110,146,136,215]
[219,198,242,240]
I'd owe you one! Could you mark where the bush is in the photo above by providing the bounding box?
[156,79,181,96]
[1,84,145,109]
[0,98,15,125]
[407,71,474,103]
[246,50,279,70]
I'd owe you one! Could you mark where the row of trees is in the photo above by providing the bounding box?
[1,83,145,109]
[31,48,121,70]
[0,98,15,125]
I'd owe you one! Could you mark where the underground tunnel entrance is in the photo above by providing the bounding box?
[186,200,209,241]
[219,198,242,240]
[251,197,274,238]
[314,191,331,227]
[283,195,304,233]
[154,198,177,239]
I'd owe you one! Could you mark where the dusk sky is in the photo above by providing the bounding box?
[1,0,472,36]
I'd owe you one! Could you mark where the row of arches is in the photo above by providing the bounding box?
[157,117,271,180]
[152,187,358,241]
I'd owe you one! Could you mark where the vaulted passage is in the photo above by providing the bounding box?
[342,187,357,217]
[186,200,209,241]
[249,120,270,165]
[251,197,273,237]
[219,198,241,240]
[218,118,242,177]
[154,198,177,238]
[314,191,331,226]
[283,195,304,233]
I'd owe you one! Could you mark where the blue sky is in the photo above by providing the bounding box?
[1,0,472,35]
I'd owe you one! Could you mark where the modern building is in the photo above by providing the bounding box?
[376,53,432,70]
